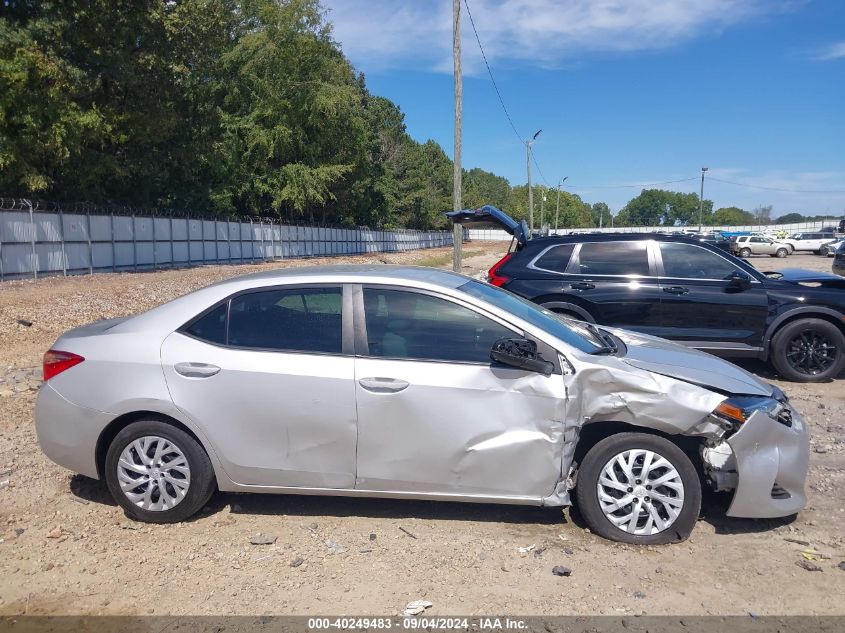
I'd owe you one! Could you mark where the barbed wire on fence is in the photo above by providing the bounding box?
[0,197,437,233]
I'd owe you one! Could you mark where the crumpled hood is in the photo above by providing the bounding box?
[607,329,774,397]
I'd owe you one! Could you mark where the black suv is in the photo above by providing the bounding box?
[449,206,845,382]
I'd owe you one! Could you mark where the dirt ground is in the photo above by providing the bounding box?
[0,243,843,616]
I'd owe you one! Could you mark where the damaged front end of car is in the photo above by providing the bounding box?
[545,327,809,522]
[701,389,809,518]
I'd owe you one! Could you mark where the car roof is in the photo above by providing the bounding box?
[530,232,718,245]
[211,264,470,290]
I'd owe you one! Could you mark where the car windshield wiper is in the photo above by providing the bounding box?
[583,322,618,355]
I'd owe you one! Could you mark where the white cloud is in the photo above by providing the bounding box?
[814,41,845,61]
[323,0,787,73]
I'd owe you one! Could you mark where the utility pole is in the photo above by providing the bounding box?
[451,0,462,273]
[525,129,541,233]
[698,166,709,232]
[555,176,568,233]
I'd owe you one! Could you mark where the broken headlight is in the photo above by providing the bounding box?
[712,396,791,430]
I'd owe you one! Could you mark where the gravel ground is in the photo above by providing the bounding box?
[0,245,843,616]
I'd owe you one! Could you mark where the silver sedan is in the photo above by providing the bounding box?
[35,266,809,544]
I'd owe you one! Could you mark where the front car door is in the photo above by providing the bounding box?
[160,284,358,488]
[352,284,567,501]
[655,242,769,353]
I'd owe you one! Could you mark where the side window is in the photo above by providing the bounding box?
[659,243,739,280]
[183,303,227,345]
[576,241,650,276]
[228,287,342,353]
[533,244,575,272]
[362,288,514,363]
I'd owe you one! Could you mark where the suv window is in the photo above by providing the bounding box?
[533,244,575,272]
[575,241,650,276]
[228,287,342,353]
[659,243,740,280]
[363,288,513,363]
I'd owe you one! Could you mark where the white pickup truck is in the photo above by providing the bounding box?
[781,232,838,254]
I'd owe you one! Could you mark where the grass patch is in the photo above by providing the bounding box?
[413,249,483,268]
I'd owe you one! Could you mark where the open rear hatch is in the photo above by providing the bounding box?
[446,205,529,247]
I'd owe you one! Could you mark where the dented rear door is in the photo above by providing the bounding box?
[353,285,567,500]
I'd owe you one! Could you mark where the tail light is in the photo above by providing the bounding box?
[43,350,85,381]
[487,253,513,287]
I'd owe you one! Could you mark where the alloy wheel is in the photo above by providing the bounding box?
[117,436,191,511]
[596,449,684,535]
[785,329,838,376]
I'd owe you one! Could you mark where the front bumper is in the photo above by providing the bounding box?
[725,404,809,518]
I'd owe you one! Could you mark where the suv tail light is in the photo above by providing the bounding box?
[487,253,513,287]
[43,350,85,381]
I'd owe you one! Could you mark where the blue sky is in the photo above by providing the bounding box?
[323,0,844,218]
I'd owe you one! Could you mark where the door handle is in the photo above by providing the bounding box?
[662,286,690,295]
[358,377,410,393]
[570,282,595,290]
[174,362,221,378]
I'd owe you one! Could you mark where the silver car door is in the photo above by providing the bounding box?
[160,284,357,488]
[352,285,567,501]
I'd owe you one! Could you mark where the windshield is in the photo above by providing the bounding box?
[459,279,603,353]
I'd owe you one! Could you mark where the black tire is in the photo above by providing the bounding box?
[739,247,752,258]
[770,318,845,382]
[775,248,788,258]
[105,419,216,523]
[575,433,701,545]
[820,246,829,257]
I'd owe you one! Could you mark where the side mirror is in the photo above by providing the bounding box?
[727,270,752,290]
[490,338,554,376]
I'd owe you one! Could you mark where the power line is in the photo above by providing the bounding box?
[707,177,845,194]
[529,146,552,187]
[462,0,522,144]
[564,177,699,190]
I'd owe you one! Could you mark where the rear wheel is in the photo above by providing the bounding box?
[770,318,845,382]
[105,420,216,523]
[739,247,752,258]
[575,433,700,545]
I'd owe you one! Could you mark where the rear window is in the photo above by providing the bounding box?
[575,241,651,276]
[228,287,342,353]
[183,303,227,345]
[533,244,575,272]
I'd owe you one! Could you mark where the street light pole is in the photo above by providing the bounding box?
[698,166,709,232]
[540,191,545,229]
[525,129,541,232]
[555,176,567,234]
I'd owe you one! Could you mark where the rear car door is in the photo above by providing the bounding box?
[160,285,358,488]
[352,285,567,500]
[549,240,664,335]
[656,242,769,352]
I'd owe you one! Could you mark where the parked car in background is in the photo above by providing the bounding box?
[781,232,838,254]
[730,235,791,258]
[36,265,809,544]
[834,241,845,276]
[448,205,845,382]
[820,238,844,257]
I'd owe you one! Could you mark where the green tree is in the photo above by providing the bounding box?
[774,212,806,224]
[621,189,712,226]
[713,206,756,226]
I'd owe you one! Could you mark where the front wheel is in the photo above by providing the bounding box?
[775,248,788,258]
[770,318,845,382]
[575,433,701,545]
[739,247,752,258]
[105,420,216,523]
